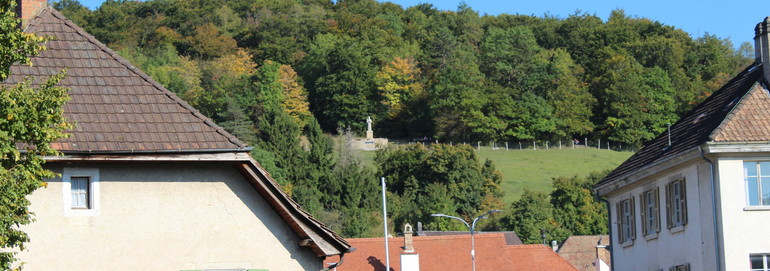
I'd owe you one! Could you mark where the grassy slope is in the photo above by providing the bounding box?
[357,145,632,204]
[475,147,632,203]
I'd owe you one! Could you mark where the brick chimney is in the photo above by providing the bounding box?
[16,0,47,28]
[756,17,770,82]
[403,223,414,253]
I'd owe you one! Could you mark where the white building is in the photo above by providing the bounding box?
[595,17,770,271]
[3,1,351,270]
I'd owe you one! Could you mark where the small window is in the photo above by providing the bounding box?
[62,168,99,216]
[669,263,690,271]
[666,179,687,229]
[616,197,635,245]
[744,162,770,206]
[640,188,660,236]
[752,254,770,271]
[70,176,90,209]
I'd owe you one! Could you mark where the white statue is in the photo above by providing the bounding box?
[366,116,372,132]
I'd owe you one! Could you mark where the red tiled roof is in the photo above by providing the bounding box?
[328,234,577,271]
[597,64,765,190]
[557,235,610,271]
[3,7,247,153]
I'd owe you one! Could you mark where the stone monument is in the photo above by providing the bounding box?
[366,116,374,139]
[350,115,388,151]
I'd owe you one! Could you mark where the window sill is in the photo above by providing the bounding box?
[670,225,685,234]
[620,240,634,248]
[644,232,659,241]
[744,206,770,211]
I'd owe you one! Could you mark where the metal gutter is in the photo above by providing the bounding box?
[56,147,253,155]
[699,146,722,271]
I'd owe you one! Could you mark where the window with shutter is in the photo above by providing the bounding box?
[666,179,687,229]
[618,197,635,245]
[641,188,660,237]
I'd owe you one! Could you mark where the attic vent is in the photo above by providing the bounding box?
[723,97,740,112]
[692,113,707,124]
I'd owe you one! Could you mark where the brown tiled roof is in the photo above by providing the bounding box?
[597,64,765,189]
[3,7,247,153]
[327,234,577,270]
[557,235,610,271]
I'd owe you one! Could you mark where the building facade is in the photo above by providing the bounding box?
[595,17,770,271]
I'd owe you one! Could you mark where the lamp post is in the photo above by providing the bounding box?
[431,210,502,271]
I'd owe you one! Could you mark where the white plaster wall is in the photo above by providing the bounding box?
[18,163,319,271]
[715,157,770,270]
[608,162,716,271]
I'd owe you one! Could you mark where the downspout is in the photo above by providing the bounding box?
[597,195,615,271]
[699,146,722,271]
[321,247,356,271]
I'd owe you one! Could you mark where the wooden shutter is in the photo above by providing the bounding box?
[681,179,688,226]
[630,196,636,240]
[654,187,661,233]
[665,182,672,229]
[640,192,647,235]
[616,201,623,243]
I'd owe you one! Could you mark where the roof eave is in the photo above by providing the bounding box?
[56,147,253,155]
[595,147,702,197]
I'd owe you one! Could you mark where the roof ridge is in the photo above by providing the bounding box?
[44,7,247,150]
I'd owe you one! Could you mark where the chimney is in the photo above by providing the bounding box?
[756,17,770,82]
[403,223,414,253]
[16,0,47,28]
[595,237,608,263]
[550,240,558,252]
[401,223,420,271]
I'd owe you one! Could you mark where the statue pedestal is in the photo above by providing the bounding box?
[366,131,373,139]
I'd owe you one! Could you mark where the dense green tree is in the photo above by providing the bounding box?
[376,144,504,232]
[494,190,569,244]
[550,172,608,236]
[0,1,70,267]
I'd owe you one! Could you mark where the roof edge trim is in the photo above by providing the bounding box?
[596,147,701,196]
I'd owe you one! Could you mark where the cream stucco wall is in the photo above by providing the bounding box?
[715,156,770,271]
[607,161,717,271]
[18,162,320,271]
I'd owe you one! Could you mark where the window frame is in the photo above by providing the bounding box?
[70,176,91,209]
[666,179,687,230]
[751,254,770,271]
[616,197,636,246]
[744,161,770,207]
[62,168,100,216]
[640,188,660,237]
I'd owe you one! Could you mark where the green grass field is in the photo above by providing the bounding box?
[475,147,632,203]
[357,145,632,204]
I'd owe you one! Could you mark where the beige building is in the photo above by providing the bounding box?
[595,17,770,271]
[4,2,351,270]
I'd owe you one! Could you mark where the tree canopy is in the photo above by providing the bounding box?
[1,0,70,267]
[54,0,752,148]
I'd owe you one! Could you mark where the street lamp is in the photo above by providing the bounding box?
[431,209,502,271]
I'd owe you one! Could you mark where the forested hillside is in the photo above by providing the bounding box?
[51,0,752,241]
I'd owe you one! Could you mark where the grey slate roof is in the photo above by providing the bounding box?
[597,63,766,189]
[3,7,247,153]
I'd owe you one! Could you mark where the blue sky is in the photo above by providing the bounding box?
[76,0,769,49]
